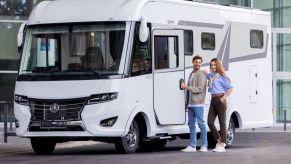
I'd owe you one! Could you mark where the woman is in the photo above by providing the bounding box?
[207,58,233,152]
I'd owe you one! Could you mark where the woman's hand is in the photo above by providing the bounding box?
[220,96,226,103]
[202,69,208,75]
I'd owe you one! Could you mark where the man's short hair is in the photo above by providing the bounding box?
[192,55,203,62]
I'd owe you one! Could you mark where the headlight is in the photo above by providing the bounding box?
[87,92,118,105]
[14,94,29,106]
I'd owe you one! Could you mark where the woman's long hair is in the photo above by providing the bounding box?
[210,58,225,76]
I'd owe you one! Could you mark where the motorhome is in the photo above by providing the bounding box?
[14,0,273,154]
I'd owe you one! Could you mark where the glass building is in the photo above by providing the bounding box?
[0,0,290,123]
[0,0,44,103]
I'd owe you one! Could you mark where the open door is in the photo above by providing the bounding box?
[153,29,185,125]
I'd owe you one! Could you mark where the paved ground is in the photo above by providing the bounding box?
[1,128,291,164]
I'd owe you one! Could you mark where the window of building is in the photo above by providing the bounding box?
[250,30,264,49]
[184,30,193,56]
[201,32,215,50]
[154,36,178,70]
[276,80,291,122]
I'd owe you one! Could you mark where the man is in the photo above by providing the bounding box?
[181,55,208,152]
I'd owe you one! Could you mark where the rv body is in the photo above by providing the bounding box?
[14,0,273,154]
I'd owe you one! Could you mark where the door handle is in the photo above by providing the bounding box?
[179,79,184,90]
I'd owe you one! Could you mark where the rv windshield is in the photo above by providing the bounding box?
[18,22,127,80]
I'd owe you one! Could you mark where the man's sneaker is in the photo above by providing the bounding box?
[212,143,225,152]
[181,146,196,152]
[199,146,208,152]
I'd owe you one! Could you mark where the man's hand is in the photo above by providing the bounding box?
[180,83,188,90]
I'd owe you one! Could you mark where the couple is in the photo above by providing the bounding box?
[181,55,233,153]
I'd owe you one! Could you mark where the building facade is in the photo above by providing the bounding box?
[0,0,290,123]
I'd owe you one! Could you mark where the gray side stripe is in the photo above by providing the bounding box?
[217,27,230,61]
[178,20,224,29]
[201,63,209,67]
[222,26,231,71]
[229,34,269,63]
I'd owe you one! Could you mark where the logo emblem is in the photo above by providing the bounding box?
[50,103,59,113]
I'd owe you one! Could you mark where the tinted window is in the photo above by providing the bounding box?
[154,36,178,70]
[250,30,264,49]
[130,24,151,76]
[184,30,193,56]
[201,32,215,50]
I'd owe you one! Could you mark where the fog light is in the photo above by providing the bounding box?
[100,117,118,127]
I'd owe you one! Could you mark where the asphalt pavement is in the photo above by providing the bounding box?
[0,126,291,164]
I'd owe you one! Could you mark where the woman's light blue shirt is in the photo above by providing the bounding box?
[207,72,233,94]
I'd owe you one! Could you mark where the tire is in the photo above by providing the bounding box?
[30,138,56,155]
[115,120,140,154]
[226,118,235,148]
[139,139,167,151]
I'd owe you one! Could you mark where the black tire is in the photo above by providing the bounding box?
[226,118,235,148]
[30,138,56,155]
[139,139,167,151]
[115,120,140,154]
[207,132,217,148]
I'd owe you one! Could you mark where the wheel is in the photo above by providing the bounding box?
[115,120,139,154]
[30,138,56,155]
[226,118,235,148]
[139,139,167,151]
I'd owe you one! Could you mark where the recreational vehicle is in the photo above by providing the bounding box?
[14,0,273,154]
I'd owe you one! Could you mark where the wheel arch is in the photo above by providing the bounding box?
[226,106,242,129]
[123,106,152,137]
[230,111,242,129]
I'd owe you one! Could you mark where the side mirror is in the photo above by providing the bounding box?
[139,16,149,49]
[17,22,27,53]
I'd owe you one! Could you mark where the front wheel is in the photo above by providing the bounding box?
[115,120,139,154]
[226,118,235,148]
[30,138,56,155]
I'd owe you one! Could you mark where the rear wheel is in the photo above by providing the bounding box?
[115,120,139,153]
[30,138,56,155]
[139,139,167,151]
[226,118,235,148]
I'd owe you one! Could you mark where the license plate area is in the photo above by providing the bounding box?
[41,121,67,128]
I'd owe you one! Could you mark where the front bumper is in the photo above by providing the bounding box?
[14,102,126,137]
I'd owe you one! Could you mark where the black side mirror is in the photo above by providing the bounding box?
[17,22,27,54]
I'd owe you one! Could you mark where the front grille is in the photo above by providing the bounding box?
[29,97,87,121]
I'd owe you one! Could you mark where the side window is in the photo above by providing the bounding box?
[154,36,178,70]
[130,24,152,76]
[250,30,264,49]
[184,30,193,56]
[201,32,215,50]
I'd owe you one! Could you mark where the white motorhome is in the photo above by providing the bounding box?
[14,0,273,154]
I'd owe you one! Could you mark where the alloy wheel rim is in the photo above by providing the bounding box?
[125,123,137,148]
[227,122,234,144]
